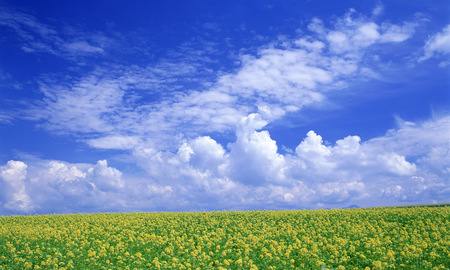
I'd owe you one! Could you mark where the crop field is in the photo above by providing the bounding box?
[0,207,449,269]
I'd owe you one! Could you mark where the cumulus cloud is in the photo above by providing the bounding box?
[0,160,31,212]
[182,136,227,174]
[46,161,86,182]
[288,116,448,205]
[377,153,417,176]
[295,131,334,172]
[0,159,132,214]
[228,114,286,185]
[137,114,448,209]
[1,113,449,214]
[87,160,124,191]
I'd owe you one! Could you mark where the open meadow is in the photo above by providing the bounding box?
[1,206,449,269]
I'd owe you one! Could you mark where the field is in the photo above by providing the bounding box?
[1,206,449,269]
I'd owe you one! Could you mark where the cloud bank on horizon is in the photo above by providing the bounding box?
[0,1,449,215]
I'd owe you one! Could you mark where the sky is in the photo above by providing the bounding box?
[0,0,449,215]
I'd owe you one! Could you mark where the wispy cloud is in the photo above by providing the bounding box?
[21,8,422,150]
[0,7,105,58]
[419,24,450,66]
[87,135,141,150]
[0,112,13,124]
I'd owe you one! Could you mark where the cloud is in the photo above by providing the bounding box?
[287,115,449,204]
[372,4,384,17]
[87,160,124,191]
[87,135,140,150]
[419,24,450,66]
[0,113,13,124]
[2,6,447,214]
[46,161,86,182]
[141,114,448,208]
[29,75,125,133]
[228,114,286,186]
[1,114,449,214]
[308,18,326,35]
[321,10,416,53]
[377,153,417,176]
[0,7,106,58]
[0,158,136,214]
[379,22,417,43]
[295,131,334,172]
[0,160,31,212]
[367,115,450,157]
[182,136,227,174]
[65,41,104,54]
[18,7,421,151]
[317,181,366,203]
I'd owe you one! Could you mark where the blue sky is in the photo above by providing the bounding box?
[0,0,449,215]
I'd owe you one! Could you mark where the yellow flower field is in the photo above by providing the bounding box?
[1,207,449,269]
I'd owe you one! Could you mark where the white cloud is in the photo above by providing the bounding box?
[0,112,13,124]
[382,185,405,200]
[317,181,366,203]
[0,159,132,214]
[1,114,449,214]
[294,38,325,51]
[146,184,173,196]
[334,135,361,155]
[228,114,286,185]
[87,160,124,191]
[29,75,124,133]
[46,161,86,182]
[0,160,27,182]
[322,10,415,54]
[2,7,447,214]
[185,136,227,174]
[419,24,450,66]
[354,23,380,47]
[308,18,326,35]
[327,31,352,53]
[87,135,140,150]
[18,8,421,150]
[0,8,107,58]
[0,160,31,212]
[65,41,104,54]
[287,115,449,204]
[132,114,447,209]
[379,22,416,43]
[372,4,384,17]
[295,131,334,172]
[377,153,417,176]
[367,115,450,157]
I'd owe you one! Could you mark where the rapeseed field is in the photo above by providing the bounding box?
[0,207,449,269]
